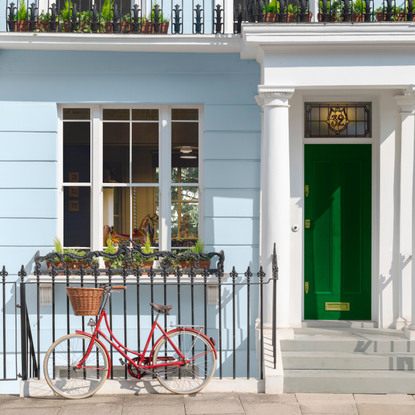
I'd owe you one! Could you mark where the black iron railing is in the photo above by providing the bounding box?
[5,0,225,34]
[1,243,278,383]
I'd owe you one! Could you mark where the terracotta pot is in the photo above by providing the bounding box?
[189,260,211,270]
[351,13,365,22]
[39,21,58,32]
[16,20,28,32]
[318,13,336,22]
[46,261,93,275]
[121,21,130,33]
[141,21,169,34]
[104,260,154,269]
[376,12,405,21]
[264,12,276,22]
[287,12,312,22]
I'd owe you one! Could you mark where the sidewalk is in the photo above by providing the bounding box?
[1,392,415,415]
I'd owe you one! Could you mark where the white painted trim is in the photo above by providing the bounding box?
[300,94,380,325]
[0,33,242,52]
[20,377,264,397]
[57,103,203,253]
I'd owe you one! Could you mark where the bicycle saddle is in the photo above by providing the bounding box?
[150,303,173,315]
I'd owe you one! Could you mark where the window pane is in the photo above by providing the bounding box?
[132,123,159,183]
[103,187,158,246]
[171,186,199,248]
[103,109,130,121]
[103,123,129,184]
[132,109,159,121]
[63,122,90,183]
[64,187,90,247]
[172,109,198,120]
[172,121,199,184]
[63,108,90,120]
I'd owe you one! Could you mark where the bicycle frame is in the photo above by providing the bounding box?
[76,309,188,375]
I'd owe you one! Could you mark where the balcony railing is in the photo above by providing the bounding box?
[4,0,415,36]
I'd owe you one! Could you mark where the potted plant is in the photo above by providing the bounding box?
[47,237,96,271]
[264,0,278,22]
[15,0,28,32]
[286,4,313,22]
[133,238,156,268]
[375,5,405,21]
[188,238,211,269]
[101,0,113,32]
[37,11,58,32]
[350,0,366,21]
[146,3,169,34]
[318,0,343,22]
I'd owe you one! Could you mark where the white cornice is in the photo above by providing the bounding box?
[241,22,415,58]
[0,33,242,53]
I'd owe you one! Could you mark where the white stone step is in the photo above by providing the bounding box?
[282,351,415,370]
[301,320,377,328]
[284,370,415,394]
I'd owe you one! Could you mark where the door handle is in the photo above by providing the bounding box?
[305,282,309,294]
[305,219,311,229]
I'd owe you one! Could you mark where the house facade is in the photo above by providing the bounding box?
[1,0,415,395]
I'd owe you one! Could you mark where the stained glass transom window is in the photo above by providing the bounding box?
[305,103,371,138]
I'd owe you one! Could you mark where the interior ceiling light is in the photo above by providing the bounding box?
[180,146,192,154]
[180,155,197,159]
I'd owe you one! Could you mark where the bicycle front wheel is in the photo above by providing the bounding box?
[44,333,109,399]
[152,330,216,394]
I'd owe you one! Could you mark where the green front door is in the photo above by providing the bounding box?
[304,144,372,320]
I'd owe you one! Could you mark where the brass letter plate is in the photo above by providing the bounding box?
[325,302,350,311]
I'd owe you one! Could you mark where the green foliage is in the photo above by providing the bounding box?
[353,0,366,13]
[51,236,93,263]
[149,3,169,22]
[60,0,72,21]
[265,0,280,13]
[18,0,27,20]
[193,237,205,254]
[101,0,114,22]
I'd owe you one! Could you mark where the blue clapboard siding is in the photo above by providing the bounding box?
[204,160,260,189]
[0,190,57,218]
[204,131,261,160]
[204,189,260,218]
[0,50,261,390]
[0,133,58,161]
[0,102,58,132]
[0,162,57,188]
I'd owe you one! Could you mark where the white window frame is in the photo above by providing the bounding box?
[58,104,204,252]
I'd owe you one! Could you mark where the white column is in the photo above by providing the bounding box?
[395,90,415,338]
[257,86,295,335]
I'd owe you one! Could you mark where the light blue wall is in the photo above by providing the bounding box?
[0,50,261,390]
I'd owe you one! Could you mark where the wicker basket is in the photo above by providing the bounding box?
[66,287,104,316]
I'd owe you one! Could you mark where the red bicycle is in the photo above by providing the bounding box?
[43,285,217,399]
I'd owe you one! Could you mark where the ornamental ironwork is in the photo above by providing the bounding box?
[305,102,371,138]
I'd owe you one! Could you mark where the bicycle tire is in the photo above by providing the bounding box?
[152,330,216,394]
[44,333,109,399]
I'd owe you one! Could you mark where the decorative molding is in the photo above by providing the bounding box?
[257,86,295,107]
[395,89,415,115]
[255,94,264,109]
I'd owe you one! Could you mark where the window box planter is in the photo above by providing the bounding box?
[375,12,406,21]
[287,12,312,22]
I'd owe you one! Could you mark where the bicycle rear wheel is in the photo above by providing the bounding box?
[44,333,109,399]
[152,330,216,394]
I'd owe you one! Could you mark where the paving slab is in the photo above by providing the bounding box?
[123,393,184,407]
[242,402,301,415]
[0,397,63,409]
[353,394,415,404]
[239,393,297,404]
[61,394,125,405]
[357,403,415,415]
[299,401,358,414]
[59,403,123,415]
[184,393,244,414]
[0,408,61,415]
[296,394,355,402]
[122,403,186,415]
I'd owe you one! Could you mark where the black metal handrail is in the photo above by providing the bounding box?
[6,244,279,383]
[5,0,225,34]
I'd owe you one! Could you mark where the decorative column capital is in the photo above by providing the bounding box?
[257,86,295,108]
[395,86,415,115]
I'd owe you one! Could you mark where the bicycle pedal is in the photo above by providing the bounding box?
[119,358,126,366]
